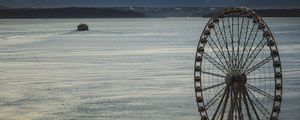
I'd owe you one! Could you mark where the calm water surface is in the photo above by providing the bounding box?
[0,18,299,120]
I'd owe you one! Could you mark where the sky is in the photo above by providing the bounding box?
[1,0,300,8]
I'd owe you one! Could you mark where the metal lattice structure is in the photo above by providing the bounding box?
[194,7,282,120]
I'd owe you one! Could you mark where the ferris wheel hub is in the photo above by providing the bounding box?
[225,74,247,86]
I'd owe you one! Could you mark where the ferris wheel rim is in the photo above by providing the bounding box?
[194,7,283,120]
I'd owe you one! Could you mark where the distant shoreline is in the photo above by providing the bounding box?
[0,7,145,19]
[0,7,300,18]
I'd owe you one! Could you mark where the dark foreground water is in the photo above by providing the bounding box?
[0,18,299,120]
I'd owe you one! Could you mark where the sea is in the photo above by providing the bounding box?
[0,17,299,120]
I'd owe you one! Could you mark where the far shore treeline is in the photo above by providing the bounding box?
[0,7,145,18]
[0,7,299,18]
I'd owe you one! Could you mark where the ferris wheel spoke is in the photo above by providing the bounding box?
[220,18,228,44]
[215,24,231,62]
[211,26,234,68]
[238,20,253,70]
[242,36,267,70]
[202,82,226,91]
[240,28,260,71]
[241,87,253,120]
[215,21,226,41]
[201,70,226,78]
[243,39,268,72]
[238,19,251,67]
[208,35,233,71]
[247,88,271,119]
[245,55,272,75]
[237,17,247,71]
[230,16,237,68]
[211,87,229,120]
[246,83,274,99]
[227,17,236,68]
[236,17,244,70]
[205,86,227,109]
[223,17,235,68]
[245,29,258,61]
[228,87,238,120]
[243,86,261,119]
[240,21,259,69]
[232,85,241,120]
[219,19,234,70]
[207,41,231,72]
[203,52,228,74]
[220,87,231,120]
[234,16,240,70]
[237,89,243,120]
[248,77,274,80]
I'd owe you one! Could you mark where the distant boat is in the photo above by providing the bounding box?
[77,23,89,31]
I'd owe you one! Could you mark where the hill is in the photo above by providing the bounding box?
[0,7,299,18]
[0,5,9,9]
[0,7,145,18]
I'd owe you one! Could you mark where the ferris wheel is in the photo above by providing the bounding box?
[194,7,282,120]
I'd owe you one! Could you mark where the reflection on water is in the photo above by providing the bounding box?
[0,18,299,119]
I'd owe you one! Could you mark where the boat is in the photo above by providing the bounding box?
[77,23,89,31]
